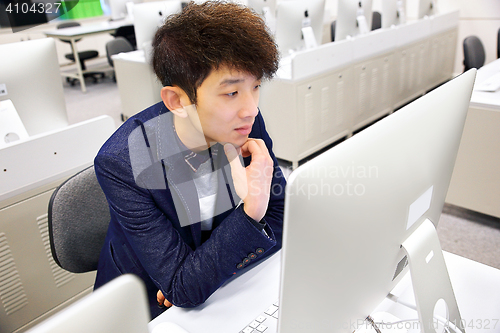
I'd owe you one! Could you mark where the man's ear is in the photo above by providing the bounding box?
[161,86,188,118]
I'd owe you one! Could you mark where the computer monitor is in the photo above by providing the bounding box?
[335,0,373,41]
[274,0,325,55]
[248,0,276,15]
[25,275,150,333]
[0,38,68,137]
[278,69,476,333]
[248,0,277,32]
[381,0,406,28]
[418,0,436,18]
[109,0,142,20]
[133,1,182,51]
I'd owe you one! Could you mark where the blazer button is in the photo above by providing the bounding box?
[248,253,257,260]
[237,263,245,270]
[243,257,251,265]
[256,248,265,255]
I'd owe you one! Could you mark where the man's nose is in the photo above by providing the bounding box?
[239,92,259,118]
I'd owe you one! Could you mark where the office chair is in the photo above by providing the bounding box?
[111,24,137,50]
[106,37,134,82]
[372,11,382,30]
[497,28,500,58]
[331,20,336,42]
[48,165,110,273]
[57,21,105,86]
[463,35,485,72]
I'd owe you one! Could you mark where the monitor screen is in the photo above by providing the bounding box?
[278,69,476,333]
[335,0,373,41]
[0,38,68,137]
[26,275,150,333]
[275,0,325,55]
[133,1,182,51]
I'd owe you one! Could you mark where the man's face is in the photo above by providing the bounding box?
[189,67,261,148]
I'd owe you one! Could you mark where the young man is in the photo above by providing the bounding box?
[93,1,285,318]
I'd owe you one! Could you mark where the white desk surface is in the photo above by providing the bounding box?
[112,49,147,63]
[149,251,500,333]
[43,19,133,39]
[470,59,500,110]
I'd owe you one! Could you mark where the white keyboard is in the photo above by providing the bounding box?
[474,72,500,92]
[240,300,279,333]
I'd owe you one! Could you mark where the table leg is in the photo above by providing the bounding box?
[70,38,87,93]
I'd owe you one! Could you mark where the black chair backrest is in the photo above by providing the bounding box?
[463,35,486,72]
[372,11,382,31]
[48,165,110,273]
[106,37,134,67]
[331,20,336,42]
[497,28,500,59]
[114,25,137,50]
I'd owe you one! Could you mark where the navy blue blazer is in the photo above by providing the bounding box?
[93,102,285,318]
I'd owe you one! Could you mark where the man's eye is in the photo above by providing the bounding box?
[227,91,238,97]
[255,84,261,90]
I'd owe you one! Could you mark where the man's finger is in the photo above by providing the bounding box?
[224,143,248,200]
[157,290,165,304]
[157,290,173,308]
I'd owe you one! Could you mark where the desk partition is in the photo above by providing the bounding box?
[261,11,458,168]
[0,116,115,333]
[111,11,459,168]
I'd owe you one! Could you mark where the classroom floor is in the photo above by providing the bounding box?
[63,70,500,270]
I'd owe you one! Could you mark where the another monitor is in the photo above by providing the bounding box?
[381,0,406,28]
[109,0,142,20]
[0,38,68,136]
[335,0,373,41]
[133,1,182,51]
[418,0,436,19]
[275,0,325,55]
[248,0,276,15]
[278,69,476,332]
[26,275,150,333]
[248,0,277,32]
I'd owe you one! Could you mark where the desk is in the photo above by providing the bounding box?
[149,251,500,333]
[44,19,133,93]
[112,49,163,120]
[446,59,500,218]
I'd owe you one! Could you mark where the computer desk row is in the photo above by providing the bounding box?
[149,250,500,333]
[0,116,116,333]
[445,58,500,219]
[112,11,459,169]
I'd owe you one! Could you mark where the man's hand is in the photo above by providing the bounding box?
[157,290,173,308]
[224,139,274,222]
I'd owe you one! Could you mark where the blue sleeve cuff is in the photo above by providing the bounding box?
[240,205,267,232]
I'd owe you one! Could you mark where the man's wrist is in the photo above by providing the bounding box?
[241,205,266,231]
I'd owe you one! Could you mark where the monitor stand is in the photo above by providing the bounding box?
[301,26,318,50]
[396,0,406,25]
[401,219,465,333]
